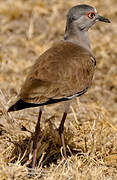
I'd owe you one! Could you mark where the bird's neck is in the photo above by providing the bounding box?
[64,24,92,53]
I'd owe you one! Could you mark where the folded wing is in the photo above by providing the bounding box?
[19,41,95,104]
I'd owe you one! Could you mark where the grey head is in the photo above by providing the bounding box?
[64,4,110,52]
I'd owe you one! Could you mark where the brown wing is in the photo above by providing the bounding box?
[19,41,95,103]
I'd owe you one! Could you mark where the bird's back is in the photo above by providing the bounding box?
[19,41,95,104]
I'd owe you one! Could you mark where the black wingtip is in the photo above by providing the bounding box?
[8,100,23,112]
[8,105,16,112]
[8,99,40,112]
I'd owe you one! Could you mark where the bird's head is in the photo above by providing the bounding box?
[66,4,110,31]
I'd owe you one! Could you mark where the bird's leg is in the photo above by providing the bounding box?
[32,107,43,168]
[58,103,70,159]
[59,112,67,158]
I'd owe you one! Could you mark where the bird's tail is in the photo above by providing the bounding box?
[8,99,39,112]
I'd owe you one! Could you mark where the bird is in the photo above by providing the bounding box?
[8,4,110,168]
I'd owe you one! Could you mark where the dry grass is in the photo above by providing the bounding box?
[0,0,117,179]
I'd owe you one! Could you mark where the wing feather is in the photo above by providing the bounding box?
[19,41,95,103]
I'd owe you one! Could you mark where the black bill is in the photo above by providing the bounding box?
[98,15,111,23]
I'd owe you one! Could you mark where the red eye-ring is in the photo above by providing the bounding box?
[88,12,96,19]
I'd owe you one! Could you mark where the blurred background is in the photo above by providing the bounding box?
[0,0,117,179]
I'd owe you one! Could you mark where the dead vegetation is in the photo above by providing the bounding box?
[0,0,117,179]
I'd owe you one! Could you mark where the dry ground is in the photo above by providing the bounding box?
[0,0,117,179]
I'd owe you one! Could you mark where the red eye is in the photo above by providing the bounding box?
[88,12,95,19]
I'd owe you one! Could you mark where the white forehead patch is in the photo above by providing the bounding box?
[94,8,97,13]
